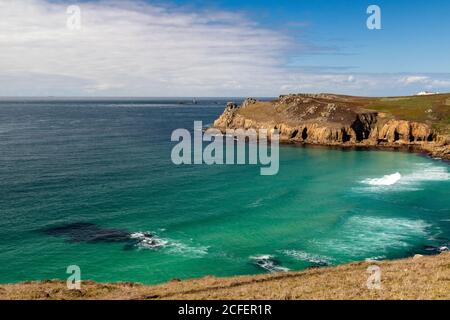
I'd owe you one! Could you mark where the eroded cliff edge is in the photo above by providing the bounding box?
[213,93,450,160]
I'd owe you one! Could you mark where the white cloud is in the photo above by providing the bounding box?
[429,79,450,87]
[400,76,429,85]
[399,75,450,92]
[0,0,290,96]
[0,0,449,97]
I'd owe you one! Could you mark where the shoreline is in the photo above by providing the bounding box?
[281,140,450,163]
[1,252,448,300]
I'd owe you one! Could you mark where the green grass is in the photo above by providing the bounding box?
[363,94,450,134]
[234,93,450,134]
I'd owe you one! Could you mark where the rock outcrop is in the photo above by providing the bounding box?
[213,95,450,160]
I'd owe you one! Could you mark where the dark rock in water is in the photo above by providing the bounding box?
[421,245,450,254]
[424,245,437,252]
[310,261,330,268]
[129,232,168,249]
[42,222,168,251]
[43,222,130,243]
[250,255,289,273]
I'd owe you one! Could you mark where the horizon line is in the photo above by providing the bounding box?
[0,92,448,100]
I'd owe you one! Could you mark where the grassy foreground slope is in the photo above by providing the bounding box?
[1,253,448,300]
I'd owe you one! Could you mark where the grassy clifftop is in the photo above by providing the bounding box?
[1,252,449,300]
[237,93,450,134]
[359,94,450,134]
[214,93,450,159]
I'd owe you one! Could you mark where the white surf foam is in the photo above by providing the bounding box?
[310,216,431,259]
[250,255,289,273]
[358,164,450,192]
[402,164,450,183]
[363,172,402,186]
[165,241,209,258]
[130,232,168,249]
[282,250,333,265]
[130,231,208,258]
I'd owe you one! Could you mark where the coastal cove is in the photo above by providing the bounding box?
[0,99,449,286]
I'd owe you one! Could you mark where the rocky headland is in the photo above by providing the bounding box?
[213,93,450,160]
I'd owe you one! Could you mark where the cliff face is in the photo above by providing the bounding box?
[213,94,450,160]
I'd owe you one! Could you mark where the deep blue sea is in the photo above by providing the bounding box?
[0,98,449,284]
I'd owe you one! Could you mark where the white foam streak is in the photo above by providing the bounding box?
[130,232,168,249]
[363,172,402,186]
[358,164,450,192]
[250,255,289,273]
[310,216,431,258]
[282,250,333,265]
[131,231,208,258]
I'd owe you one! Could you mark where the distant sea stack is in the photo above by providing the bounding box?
[213,93,450,160]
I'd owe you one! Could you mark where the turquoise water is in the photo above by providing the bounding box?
[0,99,449,284]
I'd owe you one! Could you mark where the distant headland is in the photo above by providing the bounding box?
[213,93,450,160]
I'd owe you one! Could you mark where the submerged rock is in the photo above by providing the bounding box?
[42,222,130,243]
[42,222,167,251]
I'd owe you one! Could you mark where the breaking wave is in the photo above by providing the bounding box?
[363,172,402,186]
[357,164,450,192]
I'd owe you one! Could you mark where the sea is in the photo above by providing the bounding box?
[0,98,449,284]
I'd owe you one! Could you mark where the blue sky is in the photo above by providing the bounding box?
[166,0,450,73]
[0,0,449,96]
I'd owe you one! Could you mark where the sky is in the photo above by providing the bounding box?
[0,0,449,97]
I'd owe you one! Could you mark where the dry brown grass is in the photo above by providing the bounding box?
[1,253,449,300]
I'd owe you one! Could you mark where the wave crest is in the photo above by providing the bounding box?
[363,172,402,186]
[358,164,450,192]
